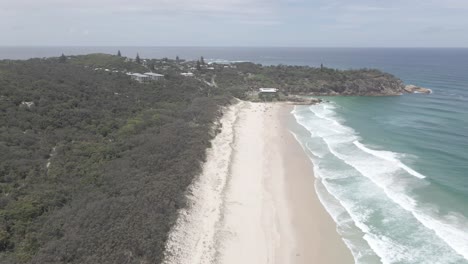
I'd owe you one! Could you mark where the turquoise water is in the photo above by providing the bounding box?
[292,97,468,263]
[287,50,468,263]
[3,47,467,263]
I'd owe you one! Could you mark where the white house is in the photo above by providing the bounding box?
[258,88,279,100]
[180,72,194,77]
[259,88,279,93]
[144,72,164,81]
[130,73,150,83]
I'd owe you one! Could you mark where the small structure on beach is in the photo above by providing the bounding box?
[259,88,278,93]
[258,88,279,101]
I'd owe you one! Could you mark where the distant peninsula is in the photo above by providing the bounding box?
[67,53,430,98]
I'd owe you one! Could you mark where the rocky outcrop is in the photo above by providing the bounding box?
[404,85,432,94]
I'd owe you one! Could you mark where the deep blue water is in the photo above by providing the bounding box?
[1,47,467,263]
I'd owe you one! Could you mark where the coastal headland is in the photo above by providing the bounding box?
[163,101,354,264]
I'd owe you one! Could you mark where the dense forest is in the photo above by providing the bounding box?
[0,54,231,263]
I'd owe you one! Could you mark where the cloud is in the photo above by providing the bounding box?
[345,5,392,12]
[1,0,467,46]
[0,0,282,27]
[425,0,468,9]
[237,19,281,25]
[0,0,277,16]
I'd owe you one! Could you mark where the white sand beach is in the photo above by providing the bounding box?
[163,101,354,264]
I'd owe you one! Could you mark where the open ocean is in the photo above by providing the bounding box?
[1,47,467,263]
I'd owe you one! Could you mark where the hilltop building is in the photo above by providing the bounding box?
[180,72,194,77]
[144,72,164,81]
[128,72,164,83]
[129,73,150,83]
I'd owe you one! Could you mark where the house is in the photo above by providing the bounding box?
[180,72,194,77]
[258,88,279,100]
[130,73,150,83]
[144,72,164,81]
[259,88,279,93]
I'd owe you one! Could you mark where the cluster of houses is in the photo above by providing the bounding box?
[94,56,241,85]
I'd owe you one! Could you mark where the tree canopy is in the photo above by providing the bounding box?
[136,53,141,64]
[0,54,232,263]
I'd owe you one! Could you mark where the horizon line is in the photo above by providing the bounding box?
[1,45,468,49]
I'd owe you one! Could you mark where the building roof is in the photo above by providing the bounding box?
[131,73,148,77]
[259,88,278,93]
[144,72,164,77]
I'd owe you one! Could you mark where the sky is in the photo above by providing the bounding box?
[1,0,468,47]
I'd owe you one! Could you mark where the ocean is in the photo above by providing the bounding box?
[1,47,467,263]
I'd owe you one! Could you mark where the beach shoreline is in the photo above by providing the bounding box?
[163,101,354,264]
[277,103,354,263]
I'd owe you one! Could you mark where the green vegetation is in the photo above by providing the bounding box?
[58,54,67,63]
[0,54,231,263]
[136,53,141,64]
[69,53,146,72]
[207,62,405,96]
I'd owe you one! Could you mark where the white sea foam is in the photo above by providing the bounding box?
[314,179,368,264]
[412,208,468,261]
[353,141,426,179]
[292,104,468,263]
